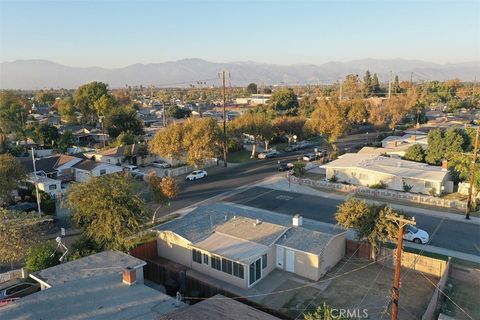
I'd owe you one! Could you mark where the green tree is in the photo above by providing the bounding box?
[74,81,109,123]
[166,105,191,119]
[35,90,56,105]
[66,174,147,250]
[443,127,467,158]
[146,172,179,223]
[336,198,400,251]
[56,96,77,124]
[58,130,75,152]
[229,112,273,157]
[93,94,117,117]
[182,117,222,165]
[34,123,60,147]
[425,129,444,165]
[403,144,426,162]
[371,73,381,95]
[363,70,372,97]
[25,242,61,272]
[0,209,41,268]
[269,88,299,114]
[0,91,30,148]
[104,106,144,138]
[246,83,258,94]
[149,123,184,160]
[0,154,26,204]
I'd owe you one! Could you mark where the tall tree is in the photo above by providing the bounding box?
[273,116,308,145]
[67,174,147,250]
[309,99,348,150]
[363,70,372,97]
[246,83,258,94]
[56,96,77,124]
[150,117,222,166]
[104,106,144,138]
[93,94,117,117]
[371,73,381,95]
[0,154,26,204]
[34,123,60,147]
[74,81,109,123]
[269,88,299,114]
[336,198,400,251]
[229,112,273,157]
[425,129,445,165]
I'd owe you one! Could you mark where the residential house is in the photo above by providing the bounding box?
[321,153,453,195]
[0,251,184,320]
[159,294,281,320]
[85,145,126,165]
[19,154,83,182]
[72,159,123,182]
[381,134,428,149]
[26,174,62,198]
[155,203,346,289]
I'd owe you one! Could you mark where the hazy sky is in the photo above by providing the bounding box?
[1,0,479,67]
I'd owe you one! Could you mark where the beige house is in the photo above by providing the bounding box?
[321,153,453,195]
[156,203,346,289]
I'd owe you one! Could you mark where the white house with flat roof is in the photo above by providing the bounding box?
[321,153,453,195]
[155,203,346,289]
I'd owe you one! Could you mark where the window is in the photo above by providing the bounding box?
[211,255,221,271]
[203,253,209,265]
[249,258,262,286]
[192,249,202,264]
[262,254,267,269]
[222,258,233,275]
[233,262,244,279]
[49,184,57,191]
[6,284,31,295]
[99,169,107,175]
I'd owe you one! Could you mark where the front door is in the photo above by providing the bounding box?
[276,246,284,269]
[286,249,295,273]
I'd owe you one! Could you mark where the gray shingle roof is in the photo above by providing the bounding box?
[156,203,344,256]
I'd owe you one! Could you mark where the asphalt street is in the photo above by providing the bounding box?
[223,186,480,256]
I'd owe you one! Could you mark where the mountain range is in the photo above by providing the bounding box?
[0,58,478,89]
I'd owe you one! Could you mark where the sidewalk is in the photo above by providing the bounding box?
[258,175,480,226]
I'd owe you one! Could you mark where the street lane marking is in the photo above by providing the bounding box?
[276,195,293,200]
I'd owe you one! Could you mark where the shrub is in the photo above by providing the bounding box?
[429,187,437,196]
[328,174,338,183]
[370,181,387,189]
[26,242,61,272]
[403,183,413,192]
[293,161,306,177]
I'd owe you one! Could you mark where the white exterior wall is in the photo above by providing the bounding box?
[318,233,346,278]
[38,180,62,198]
[325,167,448,195]
[74,165,122,182]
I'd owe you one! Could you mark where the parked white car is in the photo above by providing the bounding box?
[122,165,139,173]
[152,161,171,169]
[186,170,207,181]
[403,225,430,244]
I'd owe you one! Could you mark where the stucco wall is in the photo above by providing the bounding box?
[326,167,445,195]
[276,245,320,281]
[157,231,192,267]
[318,233,346,278]
[191,255,248,289]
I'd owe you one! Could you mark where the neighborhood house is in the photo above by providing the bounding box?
[155,203,346,289]
[321,153,453,195]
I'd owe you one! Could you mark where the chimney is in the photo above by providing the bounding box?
[410,135,416,142]
[123,267,136,285]
[292,214,303,227]
[441,160,448,171]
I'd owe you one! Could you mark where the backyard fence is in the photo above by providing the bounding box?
[0,269,26,284]
[291,176,468,210]
[422,258,452,320]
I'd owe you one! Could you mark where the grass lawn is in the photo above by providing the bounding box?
[229,150,255,163]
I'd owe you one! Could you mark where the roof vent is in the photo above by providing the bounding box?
[293,214,303,227]
[224,215,227,221]
[253,219,262,227]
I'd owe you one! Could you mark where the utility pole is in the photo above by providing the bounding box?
[388,215,416,320]
[219,71,229,167]
[339,81,343,101]
[465,126,479,220]
[388,71,393,99]
[31,148,42,217]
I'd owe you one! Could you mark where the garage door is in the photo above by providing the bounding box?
[286,249,295,273]
[276,246,284,269]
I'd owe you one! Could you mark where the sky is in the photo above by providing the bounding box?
[1,0,479,68]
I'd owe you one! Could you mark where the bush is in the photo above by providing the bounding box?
[403,183,413,192]
[26,242,61,272]
[403,144,426,163]
[328,174,338,183]
[429,188,437,196]
[370,181,387,189]
[293,161,306,177]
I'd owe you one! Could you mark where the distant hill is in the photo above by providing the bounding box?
[1,58,478,89]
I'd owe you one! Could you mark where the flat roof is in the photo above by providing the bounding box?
[158,294,280,320]
[0,273,183,320]
[192,232,268,263]
[34,250,145,287]
[321,153,448,182]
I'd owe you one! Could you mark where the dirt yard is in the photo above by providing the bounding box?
[258,258,438,320]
